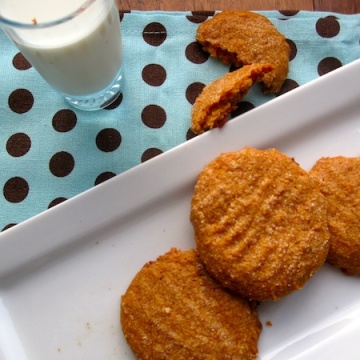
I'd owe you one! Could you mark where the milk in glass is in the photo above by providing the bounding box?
[0,0,123,97]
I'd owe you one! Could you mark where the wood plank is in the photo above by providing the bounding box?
[116,0,314,11]
[314,0,360,14]
[116,0,359,13]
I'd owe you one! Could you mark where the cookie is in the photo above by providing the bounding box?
[310,156,360,275]
[191,63,273,134]
[190,147,330,301]
[196,11,290,93]
[121,248,262,360]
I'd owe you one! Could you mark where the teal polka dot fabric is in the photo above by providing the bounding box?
[0,10,359,230]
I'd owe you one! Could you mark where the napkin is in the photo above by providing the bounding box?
[0,10,359,230]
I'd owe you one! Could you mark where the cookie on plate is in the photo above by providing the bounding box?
[310,156,360,275]
[191,63,273,134]
[196,11,290,93]
[121,248,261,360]
[190,147,330,301]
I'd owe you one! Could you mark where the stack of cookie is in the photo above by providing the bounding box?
[120,146,359,359]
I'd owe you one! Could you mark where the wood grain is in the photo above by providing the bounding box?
[116,0,358,13]
[314,0,360,14]
[117,0,313,11]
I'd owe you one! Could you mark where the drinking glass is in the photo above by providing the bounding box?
[0,0,123,111]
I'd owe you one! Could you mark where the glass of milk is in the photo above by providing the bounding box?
[0,0,123,111]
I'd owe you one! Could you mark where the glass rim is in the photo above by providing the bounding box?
[0,0,97,29]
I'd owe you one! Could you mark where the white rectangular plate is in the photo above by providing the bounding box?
[1,59,360,360]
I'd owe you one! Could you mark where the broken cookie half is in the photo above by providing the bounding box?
[196,11,290,94]
[191,63,273,134]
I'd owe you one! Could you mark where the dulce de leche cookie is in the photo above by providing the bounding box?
[190,147,330,301]
[196,11,290,93]
[121,248,262,360]
[191,63,273,134]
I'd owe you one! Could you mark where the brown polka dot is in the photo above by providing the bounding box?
[2,223,17,231]
[3,177,29,203]
[185,42,210,64]
[231,101,255,119]
[143,22,167,46]
[186,11,215,23]
[316,16,340,38]
[12,53,32,70]
[119,10,130,22]
[229,64,238,72]
[49,151,75,177]
[6,133,31,157]
[96,128,122,152]
[186,82,205,105]
[141,148,163,162]
[104,92,123,110]
[101,91,122,109]
[52,109,77,132]
[48,197,67,208]
[141,105,166,129]
[142,64,167,86]
[279,10,299,16]
[8,89,34,114]
[186,128,198,141]
[95,172,116,185]
[318,57,342,76]
[276,79,299,96]
[286,39,297,61]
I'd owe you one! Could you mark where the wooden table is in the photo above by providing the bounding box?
[117,0,358,13]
